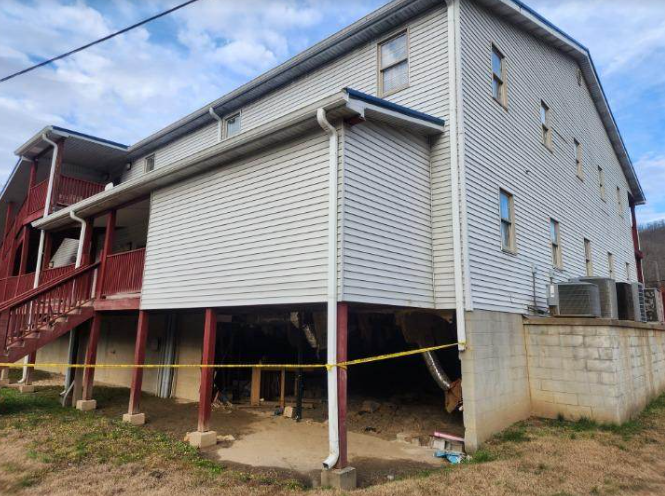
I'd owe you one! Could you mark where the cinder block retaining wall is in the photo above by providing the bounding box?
[525,317,665,424]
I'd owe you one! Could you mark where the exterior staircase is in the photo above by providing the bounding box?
[0,262,99,365]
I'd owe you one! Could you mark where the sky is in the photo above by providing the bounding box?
[0,0,663,223]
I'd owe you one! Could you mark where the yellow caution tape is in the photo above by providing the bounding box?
[0,342,462,370]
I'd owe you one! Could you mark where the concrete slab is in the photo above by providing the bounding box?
[76,399,97,411]
[122,413,146,425]
[188,430,218,449]
[321,467,357,490]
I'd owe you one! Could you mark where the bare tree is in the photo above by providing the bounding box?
[640,220,665,287]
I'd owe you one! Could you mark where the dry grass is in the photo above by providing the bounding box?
[2,383,665,495]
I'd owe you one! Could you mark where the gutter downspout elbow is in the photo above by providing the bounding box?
[69,210,86,269]
[317,108,340,471]
[209,107,223,143]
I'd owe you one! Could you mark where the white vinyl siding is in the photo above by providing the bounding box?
[130,6,454,308]
[459,0,635,313]
[141,131,330,309]
[341,120,434,308]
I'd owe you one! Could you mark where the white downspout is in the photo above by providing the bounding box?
[21,134,61,382]
[447,0,467,350]
[69,211,86,269]
[209,107,223,143]
[317,108,339,470]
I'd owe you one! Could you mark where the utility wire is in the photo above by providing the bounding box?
[0,0,201,83]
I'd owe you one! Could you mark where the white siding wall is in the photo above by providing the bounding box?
[341,120,434,308]
[140,131,330,309]
[459,0,635,313]
[131,6,455,308]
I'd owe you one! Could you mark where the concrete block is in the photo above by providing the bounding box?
[0,379,10,387]
[188,430,217,449]
[283,406,295,418]
[586,359,614,373]
[76,399,97,411]
[321,467,357,490]
[122,413,146,425]
[18,385,35,394]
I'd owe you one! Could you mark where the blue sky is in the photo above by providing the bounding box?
[0,0,663,223]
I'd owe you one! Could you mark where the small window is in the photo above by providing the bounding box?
[540,101,552,149]
[550,219,562,268]
[500,189,516,252]
[584,238,593,276]
[225,113,241,138]
[574,139,583,179]
[145,154,155,173]
[598,166,605,200]
[491,46,506,106]
[608,252,615,279]
[379,32,409,96]
[616,187,623,216]
[626,262,631,281]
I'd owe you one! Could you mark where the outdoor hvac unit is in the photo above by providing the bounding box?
[616,282,647,322]
[578,277,619,319]
[552,282,601,317]
[644,288,665,323]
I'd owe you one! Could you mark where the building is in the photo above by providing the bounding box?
[0,0,655,485]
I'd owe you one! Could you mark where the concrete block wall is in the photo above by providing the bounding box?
[461,310,532,451]
[525,318,665,424]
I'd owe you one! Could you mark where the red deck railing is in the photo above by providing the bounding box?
[41,264,76,284]
[101,248,146,296]
[57,176,105,206]
[0,263,98,351]
[0,273,35,304]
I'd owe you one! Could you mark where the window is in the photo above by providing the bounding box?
[550,219,562,268]
[608,252,615,279]
[500,189,516,252]
[379,32,409,96]
[540,101,552,149]
[598,166,605,200]
[584,238,593,276]
[626,262,631,281]
[145,154,155,173]
[616,187,623,216]
[491,45,506,106]
[574,139,583,179]
[225,113,241,138]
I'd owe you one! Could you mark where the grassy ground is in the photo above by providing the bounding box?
[1,381,665,495]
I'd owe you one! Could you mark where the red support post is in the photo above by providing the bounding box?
[198,308,217,432]
[80,219,94,266]
[95,210,116,298]
[128,311,149,415]
[336,302,349,469]
[17,226,30,276]
[630,199,644,283]
[24,351,37,386]
[82,313,102,401]
[3,202,13,240]
[42,233,53,270]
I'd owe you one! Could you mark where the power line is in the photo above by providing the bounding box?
[0,0,201,84]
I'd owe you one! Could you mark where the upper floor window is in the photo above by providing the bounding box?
[584,238,593,276]
[598,166,605,200]
[225,113,241,138]
[608,252,615,279]
[491,45,506,106]
[540,101,552,149]
[626,262,631,281]
[550,218,562,268]
[574,139,583,179]
[500,189,516,253]
[379,32,409,96]
[145,154,155,173]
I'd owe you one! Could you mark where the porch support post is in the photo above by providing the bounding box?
[17,226,30,276]
[49,141,64,214]
[95,210,116,298]
[0,367,10,387]
[188,308,217,448]
[629,199,644,283]
[77,313,102,410]
[336,302,349,469]
[123,310,149,425]
[80,219,94,266]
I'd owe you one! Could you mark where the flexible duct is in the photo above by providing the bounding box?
[421,351,453,391]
